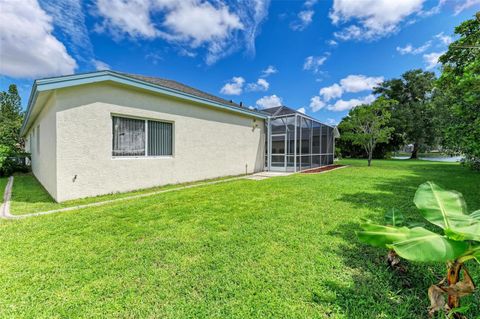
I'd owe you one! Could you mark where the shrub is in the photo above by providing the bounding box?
[0,145,30,177]
[357,182,479,317]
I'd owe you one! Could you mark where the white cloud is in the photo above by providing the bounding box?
[291,10,314,31]
[94,0,271,64]
[95,0,158,38]
[397,44,414,55]
[310,96,326,111]
[39,0,93,61]
[454,0,480,15]
[145,52,163,65]
[237,0,271,57]
[297,107,306,114]
[327,94,375,112]
[246,78,269,91]
[418,0,445,17]
[303,55,328,74]
[330,0,426,41]
[339,75,384,92]
[261,65,278,77]
[256,94,282,109]
[92,59,110,70]
[423,51,444,70]
[397,31,452,56]
[315,74,383,110]
[304,0,318,7]
[327,39,338,46]
[0,0,77,78]
[326,118,338,125]
[435,32,453,45]
[319,83,343,101]
[333,25,363,41]
[396,41,431,55]
[220,76,245,95]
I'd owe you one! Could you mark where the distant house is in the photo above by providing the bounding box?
[22,71,336,202]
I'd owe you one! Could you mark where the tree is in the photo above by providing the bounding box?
[374,69,437,159]
[0,84,24,151]
[0,84,26,176]
[435,13,480,169]
[340,97,395,166]
[358,182,479,318]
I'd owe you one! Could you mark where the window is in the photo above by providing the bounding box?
[29,131,33,153]
[112,116,173,157]
[148,120,172,156]
[36,125,40,154]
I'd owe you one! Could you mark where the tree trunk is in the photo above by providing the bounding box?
[367,151,372,166]
[447,261,462,313]
[411,142,419,159]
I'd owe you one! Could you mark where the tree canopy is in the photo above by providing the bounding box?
[0,84,24,151]
[373,69,437,159]
[435,14,480,169]
[339,97,395,166]
[0,84,25,176]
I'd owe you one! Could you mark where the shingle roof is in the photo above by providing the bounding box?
[119,72,245,110]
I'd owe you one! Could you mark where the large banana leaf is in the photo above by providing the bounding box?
[384,208,405,226]
[387,227,469,262]
[357,224,410,248]
[471,210,480,221]
[414,182,480,241]
[473,247,480,263]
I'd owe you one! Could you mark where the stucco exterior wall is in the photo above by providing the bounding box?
[53,82,264,202]
[25,92,58,199]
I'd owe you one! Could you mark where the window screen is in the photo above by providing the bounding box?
[148,121,172,156]
[112,117,145,156]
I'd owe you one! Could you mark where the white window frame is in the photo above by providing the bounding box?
[36,125,40,154]
[111,114,175,159]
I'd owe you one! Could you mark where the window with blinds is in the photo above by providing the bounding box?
[148,121,172,156]
[112,116,173,157]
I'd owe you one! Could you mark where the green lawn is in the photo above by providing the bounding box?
[0,160,479,318]
[0,176,7,203]
[9,173,241,215]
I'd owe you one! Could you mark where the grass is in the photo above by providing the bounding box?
[9,173,243,215]
[0,159,479,318]
[0,176,7,203]
[393,151,453,158]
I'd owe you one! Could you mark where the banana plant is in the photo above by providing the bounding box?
[357,182,479,318]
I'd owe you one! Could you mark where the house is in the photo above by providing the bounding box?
[22,71,336,202]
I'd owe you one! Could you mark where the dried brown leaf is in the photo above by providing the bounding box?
[428,284,447,317]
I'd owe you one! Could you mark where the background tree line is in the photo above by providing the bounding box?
[337,13,479,169]
[0,84,28,176]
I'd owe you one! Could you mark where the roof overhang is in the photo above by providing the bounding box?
[21,71,267,136]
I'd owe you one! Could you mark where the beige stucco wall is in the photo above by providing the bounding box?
[25,92,58,199]
[51,82,264,202]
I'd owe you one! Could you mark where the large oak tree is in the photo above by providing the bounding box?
[374,69,437,159]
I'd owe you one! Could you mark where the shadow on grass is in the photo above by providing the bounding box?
[12,173,56,204]
[315,161,480,318]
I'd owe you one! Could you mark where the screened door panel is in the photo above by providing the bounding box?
[271,134,286,154]
[271,155,285,167]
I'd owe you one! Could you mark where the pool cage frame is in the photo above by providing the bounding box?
[264,107,337,172]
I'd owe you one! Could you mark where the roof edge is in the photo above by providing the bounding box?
[21,71,267,135]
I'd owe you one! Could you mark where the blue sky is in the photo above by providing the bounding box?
[1,0,478,125]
